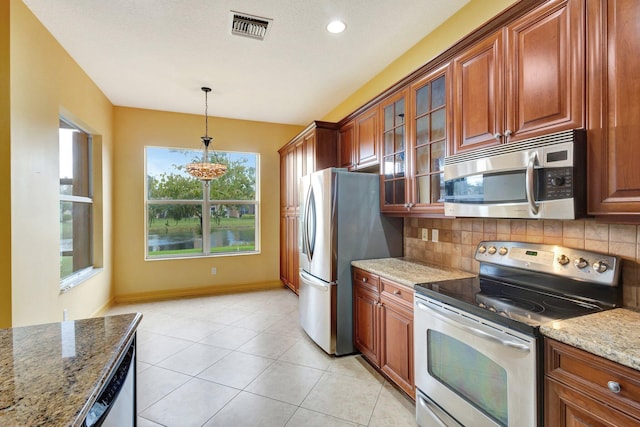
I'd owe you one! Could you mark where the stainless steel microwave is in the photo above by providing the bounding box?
[443,129,586,219]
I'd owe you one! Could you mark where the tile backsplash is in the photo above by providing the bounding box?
[404,218,640,309]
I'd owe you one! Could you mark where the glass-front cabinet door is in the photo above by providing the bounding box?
[410,66,449,214]
[380,89,409,212]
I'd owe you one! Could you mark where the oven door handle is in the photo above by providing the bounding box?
[416,301,531,353]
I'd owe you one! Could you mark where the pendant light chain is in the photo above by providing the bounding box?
[204,87,209,139]
[185,86,227,182]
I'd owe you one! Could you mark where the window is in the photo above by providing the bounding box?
[145,147,259,259]
[59,119,93,286]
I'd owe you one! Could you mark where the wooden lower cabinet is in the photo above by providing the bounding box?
[380,292,413,396]
[353,267,415,398]
[280,213,299,294]
[354,284,380,365]
[545,338,640,426]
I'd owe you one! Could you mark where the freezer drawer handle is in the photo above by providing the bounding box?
[300,271,330,291]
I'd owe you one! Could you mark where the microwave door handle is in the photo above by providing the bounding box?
[526,152,539,215]
[415,301,530,353]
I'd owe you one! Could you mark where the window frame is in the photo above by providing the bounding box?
[144,146,260,260]
[59,118,96,291]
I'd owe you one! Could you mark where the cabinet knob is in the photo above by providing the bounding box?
[504,129,513,140]
[393,290,401,295]
[607,381,621,394]
[494,132,503,141]
[362,277,368,282]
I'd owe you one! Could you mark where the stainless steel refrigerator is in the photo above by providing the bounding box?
[298,168,403,355]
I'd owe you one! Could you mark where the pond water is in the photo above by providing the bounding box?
[148,229,255,252]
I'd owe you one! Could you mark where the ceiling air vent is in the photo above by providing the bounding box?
[231,11,272,41]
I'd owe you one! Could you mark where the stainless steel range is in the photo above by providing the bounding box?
[414,241,622,427]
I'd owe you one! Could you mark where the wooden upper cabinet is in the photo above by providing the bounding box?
[354,107,379,169]
[380,89,409,213]
[338,121,354,169]
[505,0,584,140]
[452,31,505,153]
[587,0,640,218]
[378,66,451,216]
[339,106,380,171]
[452,0,584,155]
[408,65,450,214]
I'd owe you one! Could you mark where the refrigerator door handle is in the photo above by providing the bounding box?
[300,270,333,291]
[303,185,316,262]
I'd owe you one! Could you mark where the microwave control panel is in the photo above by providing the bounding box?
[539,167,573,200]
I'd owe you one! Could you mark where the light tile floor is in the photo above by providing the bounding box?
[105,288,416,427]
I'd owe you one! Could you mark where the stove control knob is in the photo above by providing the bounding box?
[557,254,570,266]
[478,245,487,254]
[593,260,609,273]
[574,257,589,269]
[498,247,508,256]
[488,246,497,255]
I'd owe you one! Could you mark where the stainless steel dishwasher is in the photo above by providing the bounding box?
[83,337,136,427]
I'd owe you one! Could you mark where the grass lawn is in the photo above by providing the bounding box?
[148,215,255,234]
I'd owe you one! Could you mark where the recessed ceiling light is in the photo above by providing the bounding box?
[326,20,346,34]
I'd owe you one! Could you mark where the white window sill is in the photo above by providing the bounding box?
[60,267,103,293]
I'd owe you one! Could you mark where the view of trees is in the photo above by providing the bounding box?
[147,151,256,227]
[145,148,258,256]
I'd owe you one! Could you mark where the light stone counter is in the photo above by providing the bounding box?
[540,308,640,371]
[0,313,142,426]
[351,257,476,288]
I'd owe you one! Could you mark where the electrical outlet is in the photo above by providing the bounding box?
[211,267,217,275]
[421,228,429,241]
[432,229,439,242]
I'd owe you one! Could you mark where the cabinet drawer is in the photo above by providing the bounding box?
[353,268,380,293]
[380,279,413,306]
[546,338,640,419]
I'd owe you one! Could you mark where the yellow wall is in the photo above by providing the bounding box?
[112,107,302,301]
[322,0,518,122]
[9,0,114,326]
[0,0,11,328]
[2,0,521,324]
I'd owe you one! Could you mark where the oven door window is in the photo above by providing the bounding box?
[428,330,508,426]
[444,171,527,204]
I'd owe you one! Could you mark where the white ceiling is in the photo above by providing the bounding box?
[22,0,470,126]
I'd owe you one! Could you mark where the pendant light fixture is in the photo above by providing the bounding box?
[186,87,227,182]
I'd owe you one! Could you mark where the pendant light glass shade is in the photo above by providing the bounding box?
[186,87,227,182]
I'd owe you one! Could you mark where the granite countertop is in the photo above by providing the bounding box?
[0,313,142,427]
[351,257,476,288]
[540,308,640,371]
